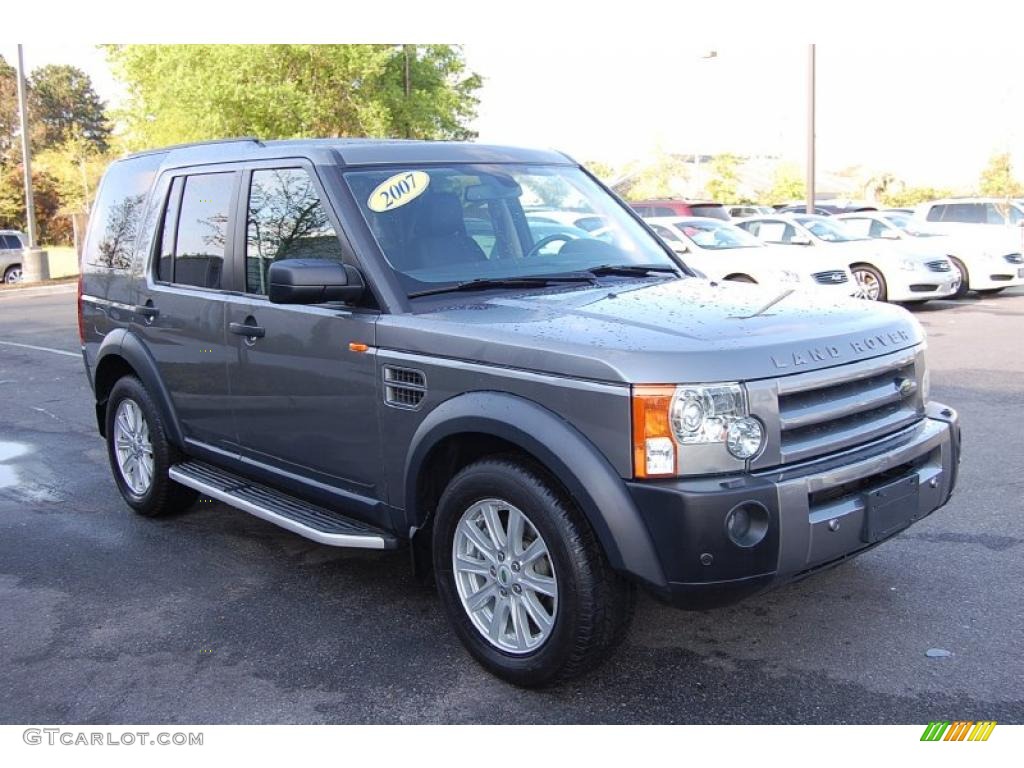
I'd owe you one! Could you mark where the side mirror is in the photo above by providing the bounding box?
[790,235,812,246]
[268,259,365,305]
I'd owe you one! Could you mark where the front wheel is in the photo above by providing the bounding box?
[433,457,635,687]
[851,264,887,301]
[948,257,970,298]
[3,265,21,284]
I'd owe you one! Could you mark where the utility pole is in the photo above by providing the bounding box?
[16,44,38,249]
[806,44,816,214]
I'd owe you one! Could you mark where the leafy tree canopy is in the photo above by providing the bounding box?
[29,64,111,151]
[978,152,1023,197]
[104,44,482,150]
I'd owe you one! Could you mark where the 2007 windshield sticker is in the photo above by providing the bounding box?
[367,171,430,212]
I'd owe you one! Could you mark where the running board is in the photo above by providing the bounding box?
[169,461,397,550]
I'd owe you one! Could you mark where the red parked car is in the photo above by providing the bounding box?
[630,199,730,220]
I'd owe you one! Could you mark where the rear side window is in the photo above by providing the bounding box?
[84,153,165,270]
[171,173,235,290]
[0,234,21,249]
[690,205,729,221]
[935,203,984,223]
[245,168,343,295]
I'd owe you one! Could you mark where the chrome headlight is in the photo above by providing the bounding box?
[632,383,765,477]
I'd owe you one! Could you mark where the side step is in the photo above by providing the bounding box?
[168,461,398,550]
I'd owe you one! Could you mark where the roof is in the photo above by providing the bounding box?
[121,137,574,169]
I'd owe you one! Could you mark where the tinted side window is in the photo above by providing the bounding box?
[925,205,945,222]
[84,153,165,270]
[174,173,235,290]
[654,206,677,217]
[245,168,343,295]
[1,234,20,249]
[157,177,183,283]
[690,205,729,221]
[942,203,984,223]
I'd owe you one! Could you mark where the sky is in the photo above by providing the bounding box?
[2,41,1022,190]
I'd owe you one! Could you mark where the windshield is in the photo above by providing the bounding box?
[671,220,764,250]
[345,164,677,294]
[884,212,941,237]
[795,216,865,242]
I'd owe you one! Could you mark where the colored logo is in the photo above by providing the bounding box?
[920,721,996,741]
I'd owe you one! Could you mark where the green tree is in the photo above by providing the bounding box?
[105,44,481,149]
[763,163,805,205]
[705,153,741,202]
[34,128,109,215]
[879,185,953,208]
[620,152,689,200]
[978,152,1023,197]
[0,56,19,162]
[582,159,616,181]
[28,64,111,151]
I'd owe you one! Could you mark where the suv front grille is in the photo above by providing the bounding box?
[812,270,849,285]
[1004,253,1023,265]
[775,352,924,465]
[383,366,427,409]
[926,259,952,272]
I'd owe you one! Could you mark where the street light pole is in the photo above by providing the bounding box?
[16,44,38,249]
[806,44,816,214]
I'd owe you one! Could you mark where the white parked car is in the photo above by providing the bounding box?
[727,205,774,219]
[908,198,1024,295]
[836,212,963,298]
[735,214,960,303]
[644,216,858,297]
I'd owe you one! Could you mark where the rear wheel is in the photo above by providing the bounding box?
[105,376,197,517]
[3,265,21,284]
[851,264,887,301]
[949,257,970,298]
[433,457,635,687]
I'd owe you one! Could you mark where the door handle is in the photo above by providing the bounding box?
[134,303,159,322]
[229,321,266,339]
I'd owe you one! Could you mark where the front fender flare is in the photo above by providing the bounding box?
[404,391,667,589]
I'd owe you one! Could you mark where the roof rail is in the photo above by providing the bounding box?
[122,136,265,160]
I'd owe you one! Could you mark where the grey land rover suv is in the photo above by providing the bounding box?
[80,138,961,686]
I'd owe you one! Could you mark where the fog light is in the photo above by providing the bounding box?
[725,502,769,548]
[726,416,764,459]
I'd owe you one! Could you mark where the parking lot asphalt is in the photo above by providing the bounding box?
[0,283,1022,724]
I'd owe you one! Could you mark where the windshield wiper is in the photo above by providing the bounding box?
[586,264,682,277]
[408,274,597,299]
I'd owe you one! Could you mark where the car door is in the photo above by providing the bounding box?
[133,168,240,451]
[224,162,383,507]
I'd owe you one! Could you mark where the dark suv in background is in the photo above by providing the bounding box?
[80,138,960,686]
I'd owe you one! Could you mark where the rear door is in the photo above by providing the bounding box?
[132,167,240,450]
[224,162,382,506]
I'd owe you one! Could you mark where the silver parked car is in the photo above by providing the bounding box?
[1,230,28,284]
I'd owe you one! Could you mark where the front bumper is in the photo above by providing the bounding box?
[627,402,960,609]
[886,270,961,301]
[966,262,1024,291]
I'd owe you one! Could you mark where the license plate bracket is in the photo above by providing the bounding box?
[861,474,920,544]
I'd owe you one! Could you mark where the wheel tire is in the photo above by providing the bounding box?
[105,376,197,517]
[725,274,756,283]
[851,264,887,301]
[949,257,970,298]
[433,457,636,687]
[3,265,22,284]
[976,288,1005,296]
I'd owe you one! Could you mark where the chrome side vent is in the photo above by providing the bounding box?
[383,366,427,410]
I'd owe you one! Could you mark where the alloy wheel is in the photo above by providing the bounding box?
[113,398,154,495]
[853,269,881,300]
[452,498,558,655]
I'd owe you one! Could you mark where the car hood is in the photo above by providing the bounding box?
[377,277,924,383]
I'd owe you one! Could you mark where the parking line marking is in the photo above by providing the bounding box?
[0,340,80,358]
